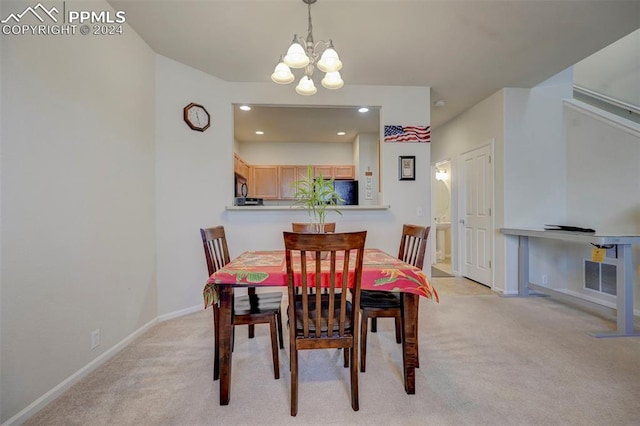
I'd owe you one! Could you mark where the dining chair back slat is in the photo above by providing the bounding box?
[283,231,367,416]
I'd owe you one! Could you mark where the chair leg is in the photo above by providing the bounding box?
[290,346,298,416]
[394,316,402,344]
[213,304,220,381]
[268,317,280,380]
[247,288,257,339]
[371,317,378,332]
[343,347,350,368]
[276,310,284,349]
[415,307,420,368]
[350,342,359,412]
[360,310,369,373]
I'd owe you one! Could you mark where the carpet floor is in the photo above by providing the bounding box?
[431,266,454,277]
[25,277,640,425]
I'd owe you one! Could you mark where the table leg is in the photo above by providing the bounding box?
[218,285,233,405]
[617,244,635,335]
[588,244,640,337]
[400,293,418,394]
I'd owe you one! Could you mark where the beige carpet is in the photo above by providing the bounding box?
[25,278,640,425]
[431,266,453,278]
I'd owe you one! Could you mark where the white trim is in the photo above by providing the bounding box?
[157,304,203,322]
[528,284,640,318]
[563,98,640,138]
[430,159,453,271]
[2,304,207,425]
[573,85,640,116]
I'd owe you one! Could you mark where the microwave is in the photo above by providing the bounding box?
[234,174,248,197]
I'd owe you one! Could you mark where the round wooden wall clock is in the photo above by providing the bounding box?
[183,103,210,132]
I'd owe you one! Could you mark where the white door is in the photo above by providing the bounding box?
[460,144,493,285]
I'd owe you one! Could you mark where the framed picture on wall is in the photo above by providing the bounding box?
[399,156,415,181]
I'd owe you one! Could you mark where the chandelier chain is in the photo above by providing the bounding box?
[270,0,343,95]
[306,0,314,46]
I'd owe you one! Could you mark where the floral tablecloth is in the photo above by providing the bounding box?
[203,248,439,308]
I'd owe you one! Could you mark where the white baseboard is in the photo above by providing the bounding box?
[157,304,203,322]
[2,304,203,426]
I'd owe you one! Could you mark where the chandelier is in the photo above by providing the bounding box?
[270,0,343,96]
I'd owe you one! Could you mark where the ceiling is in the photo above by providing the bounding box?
[108,0,639,134]
[234,105,379,143]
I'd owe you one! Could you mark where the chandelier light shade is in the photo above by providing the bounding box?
[271,0,344,95]
[295,75,317,96]
[317,45,342,73]
[284,39,310,68]
[271,60,295,84]
[321,71,343,89]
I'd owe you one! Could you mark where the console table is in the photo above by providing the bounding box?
[501,228,640,338]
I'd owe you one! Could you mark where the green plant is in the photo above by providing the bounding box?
[293,166,343,227]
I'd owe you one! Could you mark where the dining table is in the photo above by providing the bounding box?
[203,248,439,405]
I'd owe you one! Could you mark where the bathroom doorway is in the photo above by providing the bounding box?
[431,160,452,276]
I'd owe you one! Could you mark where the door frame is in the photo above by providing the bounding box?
[457,140,495,288]
[430,159,452,270]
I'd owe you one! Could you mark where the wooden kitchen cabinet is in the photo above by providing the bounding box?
[313,165,333,178]
[245,164,355,200]
[333,165,355,179]
[234,153,250,179]
[279,166,309,199]
[251,166,279,199]
[314,165,355,180]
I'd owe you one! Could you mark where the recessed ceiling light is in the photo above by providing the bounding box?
[358,107,369,113]
[337,131,346,136]
[239,105,251,111]
[255,130,264,135]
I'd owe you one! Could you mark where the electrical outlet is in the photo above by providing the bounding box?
[542,275,548,285]
[91,329,100,349]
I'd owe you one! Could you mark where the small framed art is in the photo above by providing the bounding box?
[399,156,415,181]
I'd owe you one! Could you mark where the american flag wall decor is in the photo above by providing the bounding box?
[384,125,431,143]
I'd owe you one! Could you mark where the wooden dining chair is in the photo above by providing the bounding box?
[359,224,430,372]
[284,231,367,416]
[200,226,284,381]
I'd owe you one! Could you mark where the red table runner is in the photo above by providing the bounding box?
[204,248,439,308]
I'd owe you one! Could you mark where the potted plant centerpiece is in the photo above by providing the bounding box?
[293,166,343,234]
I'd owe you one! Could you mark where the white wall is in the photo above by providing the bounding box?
[431,69,573,293]
[0,1,156,421]
[155,56,232,316]
[574,28,640,107]
[154,69,431,315]
[431,90,504,287]
[563,100,640,306]
[0,1,4,420]
[356,132,379,205]
[503,69,573,293]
